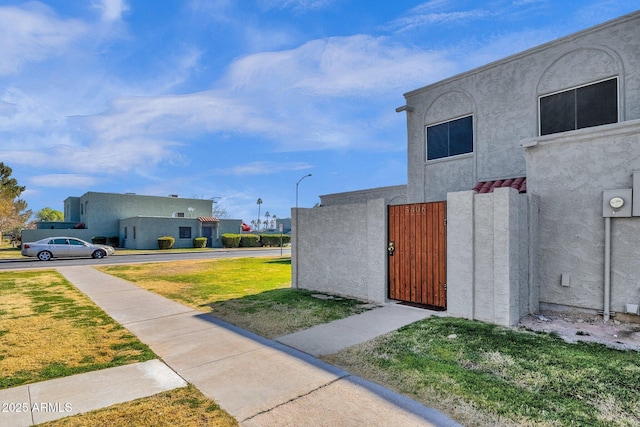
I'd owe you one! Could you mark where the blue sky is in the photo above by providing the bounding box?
[2,1,639,223]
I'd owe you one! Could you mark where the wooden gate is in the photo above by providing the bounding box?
[388,202,447,309]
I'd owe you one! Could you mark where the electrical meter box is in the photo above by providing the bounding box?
[603,189,632,217]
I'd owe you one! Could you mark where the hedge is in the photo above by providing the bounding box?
[240,234,260,247]
[157,236,175,249]
[193,237,207,248]
[221,234,241,248]
[259,234,290,247]
[221,233,290,248]
[91,236,107,245]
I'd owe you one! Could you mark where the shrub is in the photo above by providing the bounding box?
[259,234,290,247]
[157,236,175,249]
[92,236,107,245]
[193,237,207,248]
[240,234,261,247]
[106,236,120,247]
[221,234,241,248]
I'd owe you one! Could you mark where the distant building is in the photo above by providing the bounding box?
[24,192,242,249]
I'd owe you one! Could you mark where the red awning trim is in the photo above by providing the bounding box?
[198,216,220,222]
[472,177,526,194]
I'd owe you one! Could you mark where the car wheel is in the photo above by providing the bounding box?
[37,251,53,261]
[92,250,106,259]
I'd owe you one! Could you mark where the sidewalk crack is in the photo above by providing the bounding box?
[241,374,350,423]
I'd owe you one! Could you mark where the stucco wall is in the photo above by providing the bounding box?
[292,199,387,303]
[447,188,533,326]
[320,185,407,207]
[120,217,202,249]
[403,11,640,204]
[72,192,213,237]
[524,119,640,316]
[119,217,242,249]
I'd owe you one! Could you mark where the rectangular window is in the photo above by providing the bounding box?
[426,115,473,161]
[133,226,136,239]
[176,212,185,218]
[124,227,128,239]
[540,77,618,136]
[179,227,191,239]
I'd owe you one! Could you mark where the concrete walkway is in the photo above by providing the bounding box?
[2,266,462,426]
[276,304,434,356]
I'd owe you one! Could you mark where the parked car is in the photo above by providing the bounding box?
[21,237,115,261]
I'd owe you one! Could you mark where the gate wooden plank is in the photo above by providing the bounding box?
[388,201,446,309]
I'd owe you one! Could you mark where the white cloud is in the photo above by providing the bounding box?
[28,174,101,188]
[260,0,336,12]
[93,0,130,22]
[385,1,490,33]
[218,161,313,176]
[60,33,457,156]
[0,3,87,76]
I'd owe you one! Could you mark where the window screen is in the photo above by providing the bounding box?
[540,78,618,136]
[426,115,473,161]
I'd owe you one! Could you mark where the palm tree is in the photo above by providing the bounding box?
[264,211,271,230]
[256,198,262,231]
[271,214,277,230]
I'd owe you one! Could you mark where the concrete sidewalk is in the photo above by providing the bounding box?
[4,266,462,426]
[0,360,186,427]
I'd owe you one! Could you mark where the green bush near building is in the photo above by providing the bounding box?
[221,234,241,248]
[239,234,260,247]
[259,234,290,247]
[157,236,175,249]
[221,233,290,248]
[193,237,207,248]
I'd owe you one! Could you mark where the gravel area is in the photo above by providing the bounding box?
[518,311,640,351]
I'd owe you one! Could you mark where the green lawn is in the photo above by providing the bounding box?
[325,316,640,427]
[98,257,293,307]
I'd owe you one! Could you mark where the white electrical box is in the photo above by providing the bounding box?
[603,189,633,217]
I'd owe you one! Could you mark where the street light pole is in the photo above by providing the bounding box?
[295,174,312,289]
[296,174,312,209]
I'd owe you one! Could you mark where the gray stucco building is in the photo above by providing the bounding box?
[293,10,640,326]
[25,192,241,249]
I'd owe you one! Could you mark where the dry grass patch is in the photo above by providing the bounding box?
[207,289,376,338]
[0,270,155,389]
[39,385,238,427]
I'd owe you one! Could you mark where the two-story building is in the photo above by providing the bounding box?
[25,192,242,249]
[293,10,640,326]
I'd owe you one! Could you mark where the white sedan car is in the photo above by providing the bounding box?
[21,237,115,261]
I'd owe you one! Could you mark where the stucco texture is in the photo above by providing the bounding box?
[525,120,640,314]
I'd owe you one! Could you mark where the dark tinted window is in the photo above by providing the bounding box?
[577,78,618,129]
[179,227,191,239]
[540,78,617,136]
[540,90,575,135]
[427,115,473,160]
[52,238,68,245]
